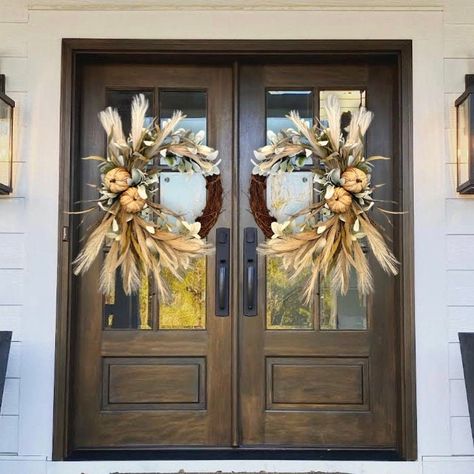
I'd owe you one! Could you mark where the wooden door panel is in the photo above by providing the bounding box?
[104,357,205,408]
[265,330,370,354]
[264,412,394,447]
[101,330,208,355]
[239,61,400,448]
[77,412,209,448]
[71,63,233,449]
[267,357,369,409]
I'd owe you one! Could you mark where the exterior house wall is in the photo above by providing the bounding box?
[0,1,472,473]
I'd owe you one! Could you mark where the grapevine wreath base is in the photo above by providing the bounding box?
[196,174,223,238]
[249,174,275,239]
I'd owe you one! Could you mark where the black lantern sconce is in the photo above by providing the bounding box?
[0,75,15,195]
[456,74,474,194]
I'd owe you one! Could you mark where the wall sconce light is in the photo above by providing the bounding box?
[0,75,15,195]
[456,74,474,194]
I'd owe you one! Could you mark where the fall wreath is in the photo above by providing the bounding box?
[250,94,399,302]
[73,94,222,298]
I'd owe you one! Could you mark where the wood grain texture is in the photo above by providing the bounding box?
[105,357,204,407]
[239,58,407,452]
[68,61,233,451]
[268,357,367,408]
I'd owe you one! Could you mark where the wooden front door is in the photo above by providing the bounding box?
[73,63,234,448]
[238,63,399,448]
[67,53,408,456]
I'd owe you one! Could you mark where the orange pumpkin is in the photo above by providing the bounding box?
[104,167,131,194]
[119,187,146,213]
[326,187,352,214]
[341,167,368,194]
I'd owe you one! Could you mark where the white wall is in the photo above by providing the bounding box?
[444,10,474,456]
[0,0,27,456]
[0,1,473,473]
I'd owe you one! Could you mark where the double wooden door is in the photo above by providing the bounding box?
[70,57,402,453]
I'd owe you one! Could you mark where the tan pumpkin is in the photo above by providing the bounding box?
[326,187,352,214]
[119,187,146,213]
[341,167,368,194]
[104,167,131,194]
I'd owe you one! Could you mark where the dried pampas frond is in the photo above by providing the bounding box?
[324,94,342,150]
[73,193,213,299]
[99,107,127,148]
[130,93,149,151]
[259,202,397,304]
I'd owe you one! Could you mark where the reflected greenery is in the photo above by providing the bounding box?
[159,257,206,329]
[266,257,313,329]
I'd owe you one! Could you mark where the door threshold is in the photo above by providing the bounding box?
[67,448,402,461]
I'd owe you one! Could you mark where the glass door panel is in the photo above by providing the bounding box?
[101,90,155,331]
[318,89,368,331]
[265,89,314,329]
[157,90,208,329]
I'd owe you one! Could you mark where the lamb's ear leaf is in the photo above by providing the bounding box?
[366,155,391,162]
[83,155,106,162]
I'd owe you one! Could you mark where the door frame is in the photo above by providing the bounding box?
[54,39,415,461]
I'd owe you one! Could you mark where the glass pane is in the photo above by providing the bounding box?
[266,172,313,223]
[159,257,206,329]
[318,90,367,330]
[158,90,208,329]
[103,268,152,330]
[160,90,207,139]
[457,98,470,186]
[320,270,367,330]
[266,90,313,139]
[319,90,366,139]
[160,172,207,223]
[103,90,154,331]
[106,90,154,133]
[266,172,314,330]
[0,99,12,189]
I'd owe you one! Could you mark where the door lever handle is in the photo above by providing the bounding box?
[215,228,230,316]
[247,261,255,311]
[243,227,258,316]
[218,263,227,311]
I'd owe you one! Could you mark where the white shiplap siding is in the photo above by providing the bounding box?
[444,3,474,456]
[0,4,28,457]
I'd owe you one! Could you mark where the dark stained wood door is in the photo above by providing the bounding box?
[72,63,233,449]
[238,61,401,448]
[70,56,404,453]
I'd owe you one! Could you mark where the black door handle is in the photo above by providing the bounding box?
[243,227,258,316]
[247,261,255,310]
[218,263,227,311]
[215,228,230,316]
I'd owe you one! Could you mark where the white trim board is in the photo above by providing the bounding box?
[27,1,444,12]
